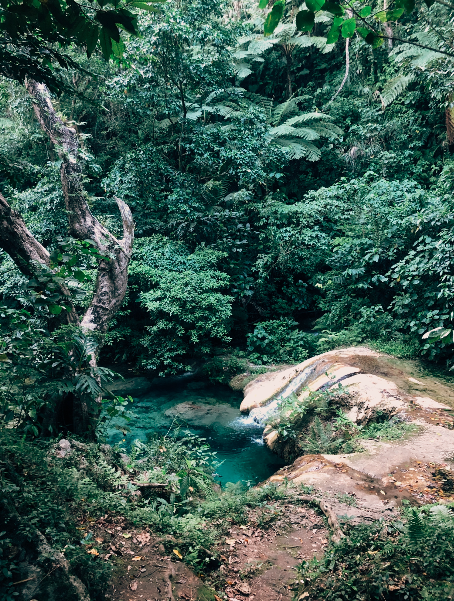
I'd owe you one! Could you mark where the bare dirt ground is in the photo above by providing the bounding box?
[216,502,327,601]
[92,499,328,601]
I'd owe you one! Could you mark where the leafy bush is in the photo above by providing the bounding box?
[126,236,233,375]
[246,319,316,364]
[359,416,420,441]
[298,504,454,600]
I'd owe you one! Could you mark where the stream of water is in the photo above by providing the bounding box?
[107,380,285,486]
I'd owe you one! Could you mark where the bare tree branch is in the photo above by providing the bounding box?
[25,79,135,333]
[0,191,79,325]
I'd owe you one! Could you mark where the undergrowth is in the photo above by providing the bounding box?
[266,386,419,460]
[297,502,454,600]
[0,427,292,599]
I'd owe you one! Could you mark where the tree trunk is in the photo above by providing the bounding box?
[0,80,134,436]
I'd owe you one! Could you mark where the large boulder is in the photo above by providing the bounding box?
[247,346,454,516]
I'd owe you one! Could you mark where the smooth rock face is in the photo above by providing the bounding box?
[413,396,451,410]
[240,347,380,414]
[252,346,454,516]
[164,400,237,426]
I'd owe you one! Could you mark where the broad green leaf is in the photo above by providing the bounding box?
[49,304,63,315]
[341,17,356,37]
[258,0,269,8]
[357,27,370,38]
[306,0,325,12]
[73,270,87,282]
[386,8,404,20]
[100,26,113,59]
[112,38,125,58]
[359,5,372,17]
[326,23,340,44]
[323,2,344,16]
[0,353,9,362]
[264,0,285,36]
[375,10,387,21]
[296,9,315,32]
[86,25,99,58]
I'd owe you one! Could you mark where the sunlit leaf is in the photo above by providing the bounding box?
[326,23,340,44]
[341,18,356,38]
[264,0,285,36]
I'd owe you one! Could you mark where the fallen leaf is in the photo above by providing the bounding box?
[95,537,103,543]
[87,548,99,556]
[136,533,151,545]
[299,593,309,599]
[129,580,138,591]
[215,596,223,601]
[239,525,248,530]
[225,538,236,546]
[380,490,385,495]
[173,549,183,559]
[123,533,132,539]
[132,556,142,561]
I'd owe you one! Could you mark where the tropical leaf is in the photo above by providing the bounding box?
[275,139,321,161]
[381,74,414,106]
[235,62,253,80]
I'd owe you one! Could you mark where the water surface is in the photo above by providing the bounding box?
[107,380,285,486]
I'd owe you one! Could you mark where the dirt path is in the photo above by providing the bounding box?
[98,499,329,601]
[217,502,327,601]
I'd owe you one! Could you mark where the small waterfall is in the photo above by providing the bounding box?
[248,363,318,426]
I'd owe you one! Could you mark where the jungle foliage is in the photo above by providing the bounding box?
[2,0,454,376]
[2,1,454,597]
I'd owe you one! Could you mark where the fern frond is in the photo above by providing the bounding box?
[272,98,300,125]
[271,125,320,141]
[235,62,253,80]
[310,123,343,136]
[408,508,426,543]
[276,139,321,161]
[247,38,278,54]
[285,112,331,125]
[381,74,414,107]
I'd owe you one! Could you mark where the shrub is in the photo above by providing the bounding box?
[246,319,316,364]
[297,504,454,600]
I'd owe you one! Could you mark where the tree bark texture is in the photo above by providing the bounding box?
[0,80,135,436]
[25,79,134,333]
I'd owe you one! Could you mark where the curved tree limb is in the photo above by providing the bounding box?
[24,79,135,333]
[296,495,345,543]
[325,38,350,107]
[0,191,79,325]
